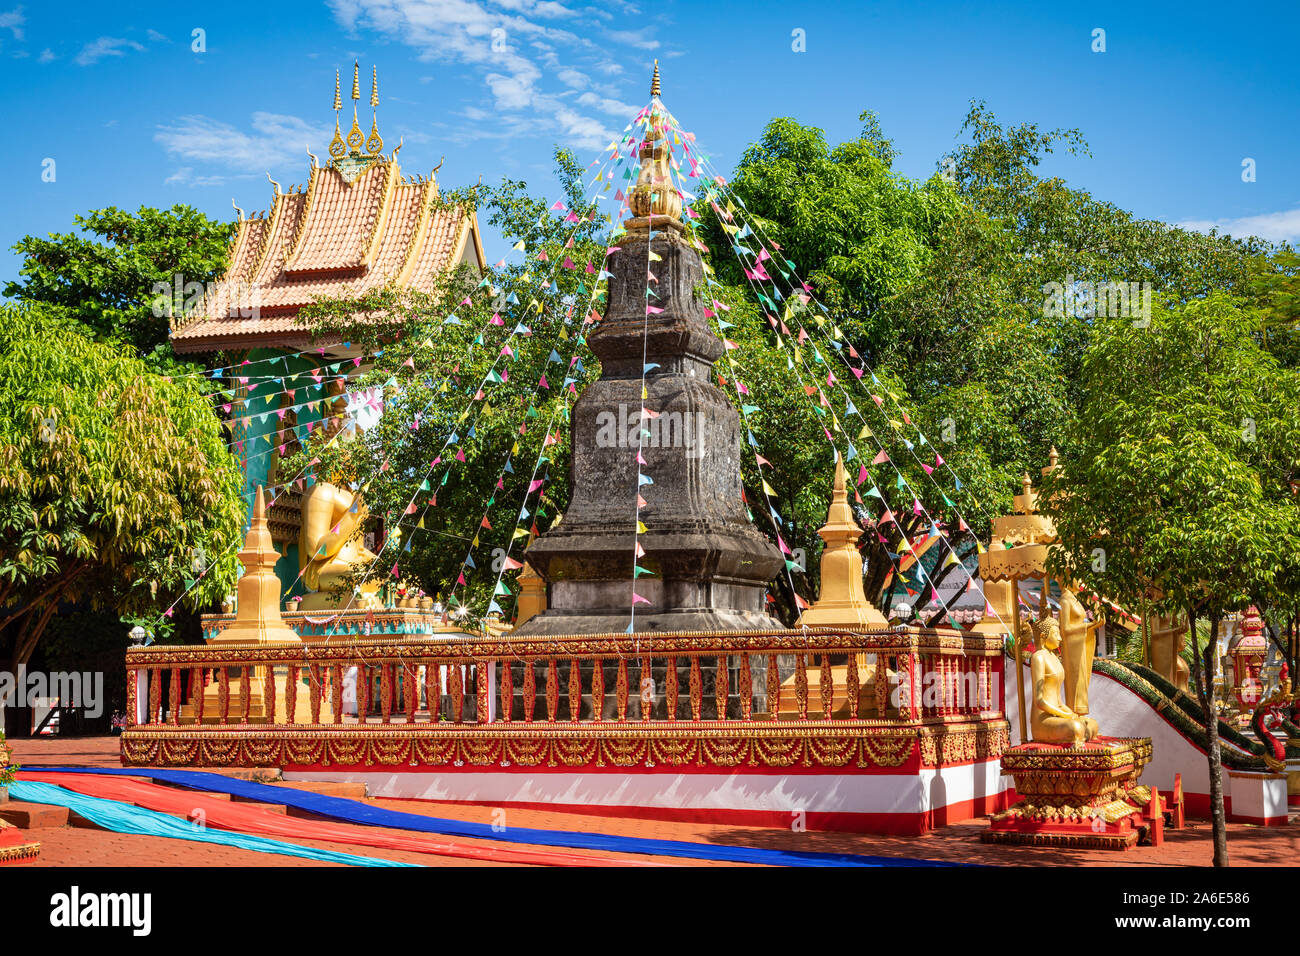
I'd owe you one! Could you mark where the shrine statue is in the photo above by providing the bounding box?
[298,480,382,611]
[1058,587,1101,716]
[1149,613,1191,692]
[1030,617,1100,745]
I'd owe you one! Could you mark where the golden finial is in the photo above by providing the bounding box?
[351,60,361,100]
[333,69,342,112]
[650,59,660,98]
[370,65,379,108]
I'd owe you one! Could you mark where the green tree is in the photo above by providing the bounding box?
[0,306,245,667]
[1044,295,1300,867]
[4,204,234,359]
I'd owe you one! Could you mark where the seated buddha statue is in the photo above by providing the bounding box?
[1030,616,1100,746]
[298,479,382,611]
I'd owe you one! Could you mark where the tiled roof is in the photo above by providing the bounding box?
[172,159,483,352]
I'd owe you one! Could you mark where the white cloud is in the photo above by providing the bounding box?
[74,36,145,66]
[1178,207,1300,244]
[165,167,229,188]
[0,6,24,41]
[557,67,589,88]
[326,0,662,153]
[605,27,658,50]
[576,90,638,117]
[37,47,54,63]
[146,29,169,43]
[155,112,333,172]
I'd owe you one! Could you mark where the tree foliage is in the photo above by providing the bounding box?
[0,306,244,665]
[4,204,233,359]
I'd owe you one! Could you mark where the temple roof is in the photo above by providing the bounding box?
[171,64,485,353]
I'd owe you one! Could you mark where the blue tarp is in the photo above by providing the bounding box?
[10,780,416,867]
[27,767,955,867]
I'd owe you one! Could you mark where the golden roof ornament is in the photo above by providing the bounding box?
[650,58,660,98]
[366,65,384,155]
[329,68,346,159]
[346,60,364,152]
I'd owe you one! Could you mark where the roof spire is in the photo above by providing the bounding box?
[650,58,660,98]
[333,68,342,112]
[351,60,361,101]
[370,65,379,108]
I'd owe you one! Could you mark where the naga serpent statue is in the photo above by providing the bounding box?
[1249,664,1294,772]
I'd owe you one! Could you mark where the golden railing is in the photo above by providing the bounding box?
[124,627,1005,730]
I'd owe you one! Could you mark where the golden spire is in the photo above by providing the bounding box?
[210,486,302,647]
[346,61,364,153]
[650,59,660,98]
[333,69,342,111]
[797,453,888,627]
[365,64,384,155]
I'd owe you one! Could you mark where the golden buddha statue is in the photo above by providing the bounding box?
[297,479,382,611]
[1058,587,1101,717]
[1030,616,1100,745]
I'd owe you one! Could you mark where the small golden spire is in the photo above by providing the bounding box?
[370,65,379,108]
[333,69,342,112]
[650,59,660,98]
[351,60,361,100]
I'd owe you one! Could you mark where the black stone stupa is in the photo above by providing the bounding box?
[516,65,783,635]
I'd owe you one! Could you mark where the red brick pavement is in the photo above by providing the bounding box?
[8,736,1297,867]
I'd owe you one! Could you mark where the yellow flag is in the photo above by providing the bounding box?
[858,424,873,439]
[636,521,648,534]
[762,479,777,497]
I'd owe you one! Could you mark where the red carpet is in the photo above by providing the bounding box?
[19,772,657,867]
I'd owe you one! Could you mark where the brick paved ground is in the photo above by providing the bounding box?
[8,736,1297,867]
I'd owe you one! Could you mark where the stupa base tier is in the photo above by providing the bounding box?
[121,719,1013,836]
[515,602,782,636]
[982,736,1164,850]
[200,607,454,643]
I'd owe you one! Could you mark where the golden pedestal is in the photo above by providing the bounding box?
[983,737,1160,849]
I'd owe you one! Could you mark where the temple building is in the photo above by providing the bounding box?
[169,63,486,594]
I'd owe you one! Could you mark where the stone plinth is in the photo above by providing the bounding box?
[517,223,782,635]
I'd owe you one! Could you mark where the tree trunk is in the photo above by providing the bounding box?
[1204,613,1229,867]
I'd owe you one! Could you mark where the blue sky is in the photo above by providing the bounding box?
[2,0,1297,284]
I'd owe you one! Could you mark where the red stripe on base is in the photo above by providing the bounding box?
[1180,792,1290,827]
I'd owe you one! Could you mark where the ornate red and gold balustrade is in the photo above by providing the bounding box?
[121,626,1008,773]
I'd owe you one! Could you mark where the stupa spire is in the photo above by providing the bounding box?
[797,454,888,627]
[650,59,660,98]
[210,486,301,646]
